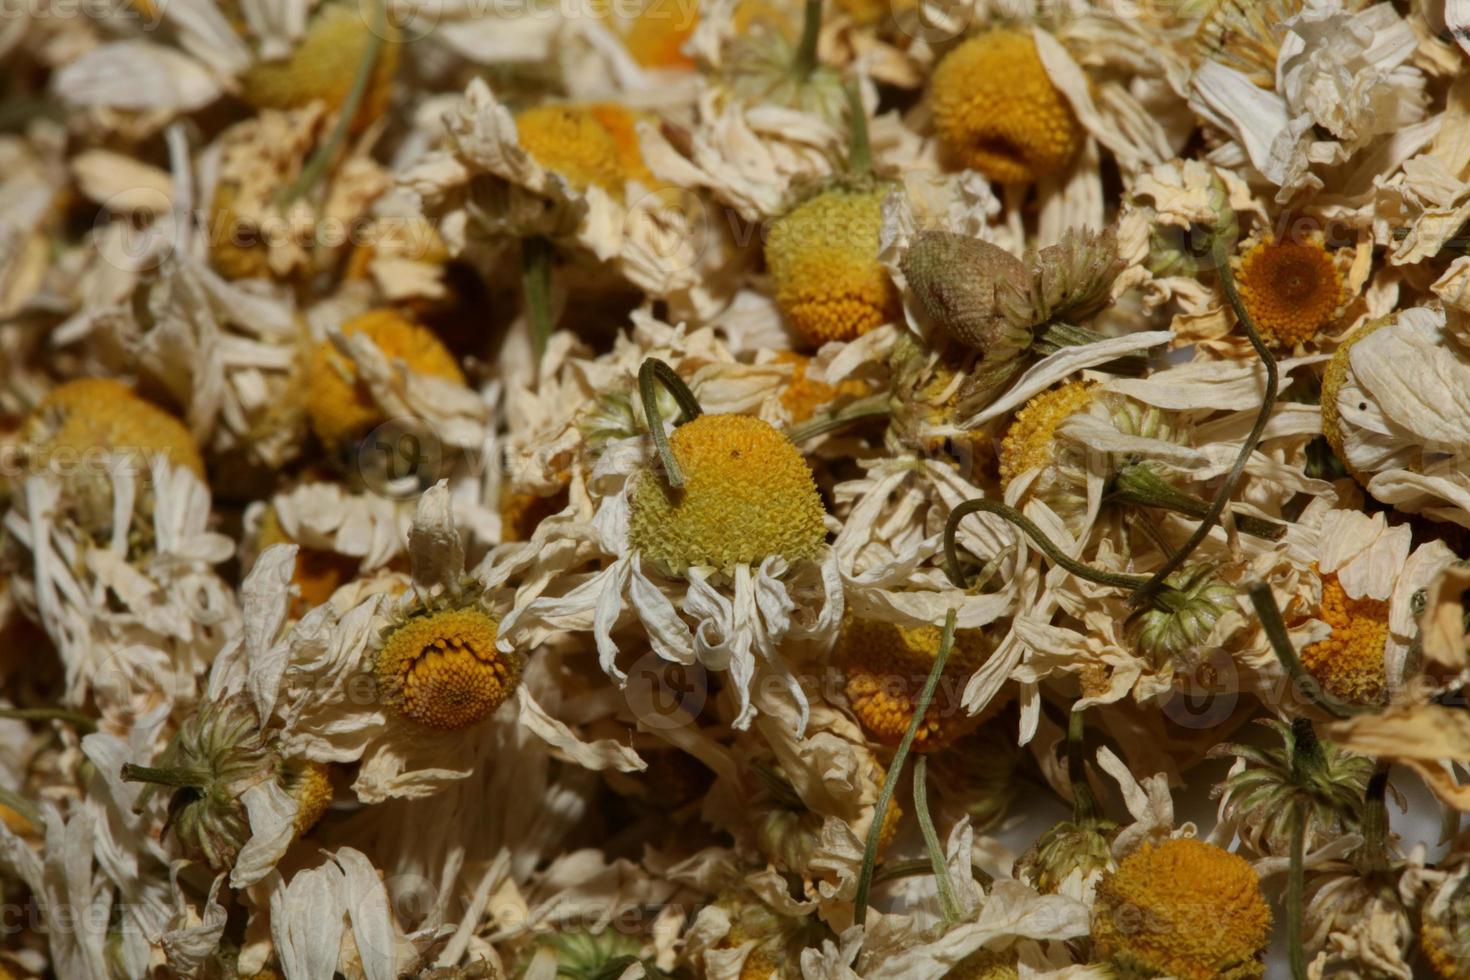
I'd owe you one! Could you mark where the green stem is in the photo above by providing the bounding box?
[785,392,890,443]
[912,756,960,922]
[1066,709,1100,824]
[1130,234,1278,606]
[0,707,97,733]
[120,763,212,790]
[522,235,555,361]
[844,81,871,176]
[276,0,386,206]
[854,608,957,930]
[944,498,1152,593]
[792,0,823,79]
[1110,464,1285,541]
[1358,763,1391,873]
[638,357,705,489]
[1287,810,1307,980]
[1247,582,1356,720]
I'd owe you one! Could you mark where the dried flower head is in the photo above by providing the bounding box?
[834,615,994,752]
[1014,815,1118,896]
[765,184,899,345]
[304,309,465,453]
[26,378,203,480]
[1129,564,1238,666]
[627,414,827,575]
[281,759,334,835]
[1000,381,1097,487]
[257,508,360,617]
[1232,235,1344,348]
[945,947,1019,980]
[901,231,1032,353]
[1192,0,1304,89]
[1319,316,1390,481]
[1091,838,1271,980]
[515,104,629,197]
[1422,866,1470,979]
[930,29,1080,184]
[1300,571,1390,707]
[373,605,520,731]
[240,0,399,129]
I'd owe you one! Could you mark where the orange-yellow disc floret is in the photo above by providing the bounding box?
[304,309,464,452]
[498,484,569,543]
[239,1,399,129]
[930,30,1080,184]
[27,378,204,479]
[1233,236,1343,347]
[1092,838,1271,980]
[283,759,333,835]
[765,186,898,346]
[622,0,699,69]
[1000,381,1096,487]
[836,616,993,752]
[776,352,873,423]
[628,414,828,573]
[374,607,520,731]
[516,105,629,197]
[1300,570,1389,706]
[944,948,1019,980]
[586,104,659,187]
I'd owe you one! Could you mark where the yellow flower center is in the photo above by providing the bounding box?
[239,0,399,131]
[515,105,629,197]
[1234,236,1343,347]
[1300,571,1389,706]
[621,0,699,69]
[764,186,898,346]
[258,508,360,617]
[304,309,465,452]
[999,381,1096,488]
[1092,838,1271,980]
[282,759,333,835]
[628,414,828,574]
[776,352,873,423]
[586,104,659,187]
[836,616,993,752]
[930,30,1080,184]
[944,948,1019,980]
[374,607,520,731]
[27,378,204,479]
[1319,316,1390,481]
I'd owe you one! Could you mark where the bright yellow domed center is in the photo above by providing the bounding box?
[1000,381,1096,488]
[1092,838,1271,980]
[27,378,204,480]
[515,105,629,197]
[930,30,1080,184]
[765,186,898,346]
[375,607,520,731]
[1235,236,1342,347]
[1300,571,1389,707]
[628,414,828,574]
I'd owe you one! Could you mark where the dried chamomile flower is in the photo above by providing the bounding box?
[122,695,278,871]
[20,378,203,545]
[1422,865,1470,979]
[1014,813,1118,898]
[304,308,465,453]
[257,506,361,617]
[929,29,1080,184]
[710,889,832,979]
[930,720,1025,832]
[1091,838,1271,980]
[749,763,826,872]
[901,231,1032,355]
[1301,570,1390,708]
[1191,0,1305,89]
[765,182,900,345]
[1231,233,1346,349]
[519,928,668,979]
[514,105,629,199]
[1128,564,1238,667]
[373,601,520,732]
[627,413,827,575]
[280,759,334,836]
[1212,719,1372,855]
[719,8,848,123]
[834,614,995,752]
[239,0,399,129]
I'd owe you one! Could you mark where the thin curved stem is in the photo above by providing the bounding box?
[792,0,823,80]
[1066,709,1100,825]
[1247,582,1356,720]
[522,236,554,360]
[854,608,956,930]
[0,707,97,732]
[944,498,1151,593]
[1287,810,1307,980]
[912,756,960,922]
[638,358,704,489]
[785,392,890,443]
[277,0,386,206]
[1130,234,1278,605]
[845,81,871,176]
